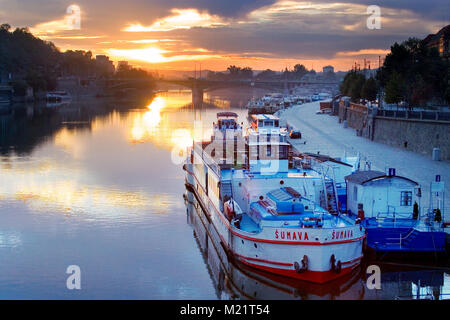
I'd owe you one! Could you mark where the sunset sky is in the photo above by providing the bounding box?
[1,0,449,72]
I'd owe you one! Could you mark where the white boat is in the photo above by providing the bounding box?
[184,112,365,284]
[46,91,72,102]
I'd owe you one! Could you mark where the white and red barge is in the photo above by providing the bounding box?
[184,113,364,284]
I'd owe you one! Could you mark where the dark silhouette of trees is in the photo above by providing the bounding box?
[384,71,406,104]
[293,64,308,79]
[115,63,152,79]
[226,65,253,80]
[0,25,60,93]
[377,37,449,106]
[361,77,378,102]
[255,69,277,80]
[0,24,153,95]
[340,72,378,102]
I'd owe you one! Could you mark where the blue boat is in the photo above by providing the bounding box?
[344,170,447,254]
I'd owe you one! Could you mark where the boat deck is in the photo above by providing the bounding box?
[240,214,261,233]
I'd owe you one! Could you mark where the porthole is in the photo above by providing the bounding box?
[259,196,264,200]
[280,180,284,185]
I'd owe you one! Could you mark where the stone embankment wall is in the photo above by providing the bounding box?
[337,100,450,160]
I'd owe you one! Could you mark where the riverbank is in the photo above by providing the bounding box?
[279,101,450,220]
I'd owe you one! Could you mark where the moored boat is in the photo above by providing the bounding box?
[184,112,365,284]
[344,170,447,255]
[46,90,72,102]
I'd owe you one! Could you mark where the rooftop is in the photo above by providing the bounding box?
[251,114,280,120]
[217,112,238,118]
[345,170,385,184]
[345,170,418,185]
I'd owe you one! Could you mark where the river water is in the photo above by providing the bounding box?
[0,89,448,299]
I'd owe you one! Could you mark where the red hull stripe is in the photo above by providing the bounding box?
[234,253,294,266]
[341,255,364,265]
[240,259,357,284]
[186,170,365,246]
[236,253,362,269]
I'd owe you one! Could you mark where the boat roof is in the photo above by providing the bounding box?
[345,170,418,185]
[251,114,279,121]
[303,153,353,167]
[217,112,238,118]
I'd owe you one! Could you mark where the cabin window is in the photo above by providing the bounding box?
[400,191,412,206]
[266,145,272,157]
[353,186,358,201]
[279,145,288,159]
[275,120,279,127]
[264,120,273,127]
[258,120,263,127]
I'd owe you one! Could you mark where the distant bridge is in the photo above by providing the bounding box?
[104,78,339,106]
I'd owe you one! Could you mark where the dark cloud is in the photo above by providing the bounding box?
[1,0,448,70]
[318,0,450,21]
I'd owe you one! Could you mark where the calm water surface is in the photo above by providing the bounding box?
[0,89,448,299]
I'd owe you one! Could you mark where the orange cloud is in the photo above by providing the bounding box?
[122,8,227,32]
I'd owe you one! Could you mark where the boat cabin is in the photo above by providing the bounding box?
[250,114,280,133]
[345,170,420,219]
[247,114,289,174]
[215,112,241,131]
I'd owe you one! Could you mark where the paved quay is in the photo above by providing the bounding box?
[279,102,450,220]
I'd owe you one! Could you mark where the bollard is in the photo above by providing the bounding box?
[432,147,441,161]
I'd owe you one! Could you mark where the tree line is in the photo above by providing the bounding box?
[340,37,450,107]
[206,64,324,81]
[0,24,152,96]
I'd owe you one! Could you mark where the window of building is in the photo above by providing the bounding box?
[400,191,412,206]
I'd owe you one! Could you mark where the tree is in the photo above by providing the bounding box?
[256,69,277,80]
[384,72,405,104]
[293,64,308,79]
[349,75,365,102]
[376,37,448,107]
[340,71,366,102]
[227,65,241,78]
[361,77,378,101]
[241,67,253,79]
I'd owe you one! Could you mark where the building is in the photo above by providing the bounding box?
[95,55,115,76]
[323,65,334,73]
[117,61,130,71]
[345,170,420,218]
[423,25,450,59]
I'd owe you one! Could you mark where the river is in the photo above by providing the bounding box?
[0,89,448,299]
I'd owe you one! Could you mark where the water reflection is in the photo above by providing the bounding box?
[0,89,259,298]
[185,190,450,300]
